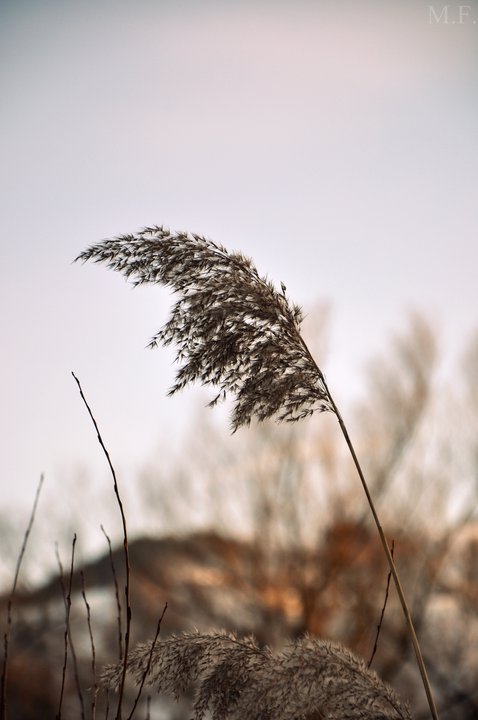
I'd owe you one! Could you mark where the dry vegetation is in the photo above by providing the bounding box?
[2,227,478,719]
[103,632,412,720]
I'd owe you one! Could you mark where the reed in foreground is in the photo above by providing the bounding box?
[77,226,438,719]
[102,631,412,720]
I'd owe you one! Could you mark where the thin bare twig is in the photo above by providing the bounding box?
[369,540,395,668]
[1,474,44,720]
[127,603,167,720]
[101,525,123,661]
[81,571,98,720]
[67,540,86,719]
[56,536,83,719]
[55,545,68,720]
[72,372,132,720]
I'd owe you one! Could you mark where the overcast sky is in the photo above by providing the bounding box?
[1,0,477,553]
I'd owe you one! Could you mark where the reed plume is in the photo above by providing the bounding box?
[77,225,438,719]
[102,631,412,720]
[76,226,332,431]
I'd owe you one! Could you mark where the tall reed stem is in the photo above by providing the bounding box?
[323,378,439,720]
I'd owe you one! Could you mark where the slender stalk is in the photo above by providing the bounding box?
[80,571,98,720]
[56,536,79,720]
[1,474,44,720]
[325,384,439,720]
[72,372,132,720]
[369,540,394,668]
[101,525,124,661]
[127,603,167,720]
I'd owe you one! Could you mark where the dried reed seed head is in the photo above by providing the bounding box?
[101,632,412,720]
[76,226,334,430]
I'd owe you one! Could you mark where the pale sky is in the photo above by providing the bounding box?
[1,0,477,556]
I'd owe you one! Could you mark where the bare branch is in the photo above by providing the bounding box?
[126,603,167,720]
[72,373,131,720]
[81,571,98,720]
[1,474,44,720]
[101,525,124,661]
[369,540,395,668]
[56,536,81,719]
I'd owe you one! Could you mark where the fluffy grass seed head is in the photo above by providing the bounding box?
[102,632,412,720]
[77,226,334,431]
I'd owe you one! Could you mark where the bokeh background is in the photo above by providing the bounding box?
[1,1,478,717]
